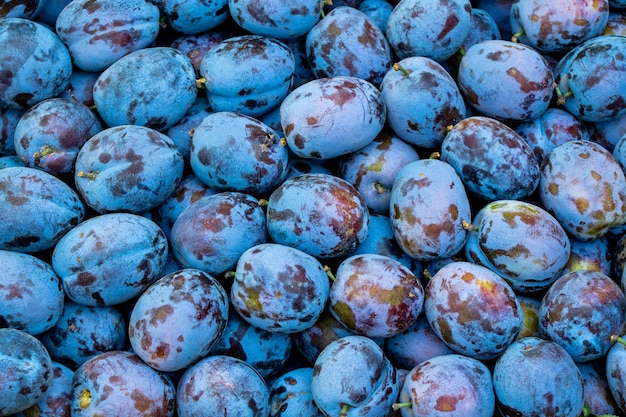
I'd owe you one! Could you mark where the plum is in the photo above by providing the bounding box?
[229,0,321,39]
[269,367,323,417]
[12,361,74,417]
[157,0,230,34]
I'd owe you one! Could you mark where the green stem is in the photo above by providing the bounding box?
[392,402,412,411]
[511,29,524,43]
[339,404,350,417]
[324,265,336,282]
[392,62,410,76]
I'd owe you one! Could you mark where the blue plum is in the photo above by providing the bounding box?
[577,361,619,416]
[280,76,386,159]
[394,353,495,417]
[0,155,24,168]
[200,35,295,117]
[40,299,127,370]
[358,0,393,34]
[0,108,24,156]
[539,140,626,240]
[0,328,53,416]
[337,133,420,215]
[266,173,369,259]
[69,351,175,417]
[12,361,74,417]
[606,335,626,415]
[269,367,323,417]
[36,0,72,25]
[457,39,554,121]
[229,0,321,39]
[93,47,198,131]
[55,0,160,72]
[189,111,289,196]
[73,125,184,214]
[170,191,267,276]
[380,56,466,149]
[176,355,269,417]
[128,268,229,372]
[0,18,72,109]
[424,261,523,360]
[562,236,612,276]
[157,0,230,34]
[230,243,330,334]
[305,6,392,86]
[170,29,234,75]
[440,116,540,201]
[52,213,169,307]
[389,159,471,261]
[493,337,584,417]
[0,0,46,18]
[13,97,103,175]
[329,254,424,338]
[0,166,85,253]
[0,249,64,335]
[58,70,100,109]
[385,0,472,62]
[516,294,541,339]
[164,96,213,163]
[539,270,626,362]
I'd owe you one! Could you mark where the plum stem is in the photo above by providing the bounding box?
[372,182,386,194]
[511,29,524,43]
[339,403,350,416]
[196,77,206,89]
[321,0,332,18]
[258,199,268,208]
[392,402,412,411]
[611,334,626,346]
[429,151,441,160]
[280,137,288,147]
[554,82,573,105]
[462,220,478,232]
[76,171,98,180]
[223,271,236,280]
[392,62,410,76]
[324,265,336,281]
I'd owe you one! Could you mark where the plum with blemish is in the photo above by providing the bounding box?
[279,76,386,160]
[200,35,295,117]
[157,0,230,35]
[170,29,234,75]
[329,254,424,338]
[424,261,523,360]
[0,249,64,336]
[516,294,541,339]
[69,351,175,417]
[562,236,612,276]
[358,0,393,35]
[538,140,626,240]
[230,243,330,334]
[13,98,103,176]
[337,133,420,215]
[269,367,323,417]
[170,191,267,276]
[176,355,270,417]
[52,213,169,307]
[457,39,554,121]
[385,0,472,62]
[128,268,229,372]
[58,70,100,109]
[0,328,53,416]
[577,361,619,416]
[305,6,392,86]
[539,269,626,362]
[40,299,127,370]
[73,125,184,214]
[12,361,74,417]
[394,353,495,417]
[389,158,471,262]
[0,166,85,253]
[441,116,540,201]
[164,96,213,163]
[0,0,46,18]
[55,0,160,72]
[0,108,25,156]
[266,173,369,259]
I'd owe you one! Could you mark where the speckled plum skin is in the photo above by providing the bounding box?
[13,97,103,175]
[425,261,523,360]
[13,361,74,417]
[606,337,626,415]
[70,351,176,417]
[0,249,64,336]
[0,328,53,416]
[176,355,270,417]
[493,337,585,417]
[170,191,267,276]
[397,354,495,417]
[380,56,466,149]
[280,76,386,160]
[510,0,609,53]
[73,125,184,214]
[539,140,626,241]
[266,173,370,259]
[305,6,392,86]
[230,243,330,334]
[40,299,127,370]
[385,0,472,62]
[311,335,399,417]
[128,268,228,372]
[555,35,626,122]
[200,35,295,117]
[539,270,626,362]
[390,159,471,262]
[467,200,571,293]
[55,0,160,72]
[189,111,289,196]
[0,0,46,18]
[229,0,321,40]
[52,213,169,307]
[0,18,72,110]
[93,47,198,131]
[457,40,554,122]
[577,362,619,415]
[269,367,323,417]
[0,166,85,253]
[441,116,540,201]
[164,96,213,162]
[330,254,424,338]
[158,0,229,35]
